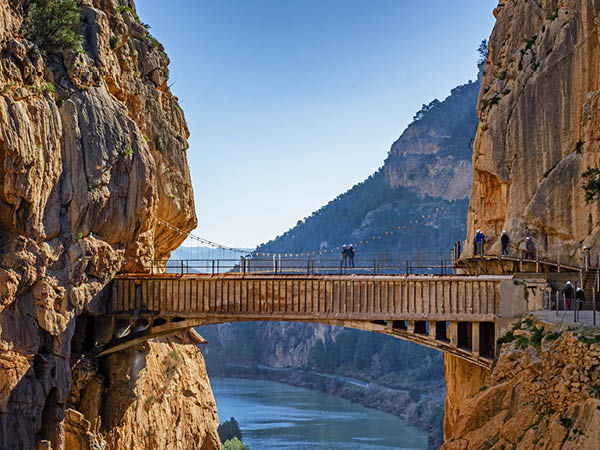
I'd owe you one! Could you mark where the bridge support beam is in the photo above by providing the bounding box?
[449,321,458,347]
[428,321,437,340]
[471,322,480,356]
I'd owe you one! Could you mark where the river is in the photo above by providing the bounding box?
[211,377,428,450]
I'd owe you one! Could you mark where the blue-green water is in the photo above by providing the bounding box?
[211,377,428,450]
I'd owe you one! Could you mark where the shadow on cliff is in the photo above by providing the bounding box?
[98,344,149,431]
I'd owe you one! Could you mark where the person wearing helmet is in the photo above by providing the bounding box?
[562,281,574,310]
[576,287,586,311]
[525,236,536,259]
[501,230,510,257]
[474,229,485,256]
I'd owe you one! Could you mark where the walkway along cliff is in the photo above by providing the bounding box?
[0,1,219,449]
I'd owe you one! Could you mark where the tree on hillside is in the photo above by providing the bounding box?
[583,168,600,203]
[477,39,488,65]
[218,417,243,443]
[25,0,83,54]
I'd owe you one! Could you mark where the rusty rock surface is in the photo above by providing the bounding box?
[466,0,600,265]
[0,1,214,449]
[443,321,600,449]
[102,336,220,450]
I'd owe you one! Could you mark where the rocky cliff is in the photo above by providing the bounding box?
[0,1,218,449]
[466,0,600,265]
[443,319,600,449]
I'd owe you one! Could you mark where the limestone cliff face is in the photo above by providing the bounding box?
[467,0,600,264]
[101,336,220,450]
[384,74,480,201]
[0,1,217,449]
[443,321,600,449]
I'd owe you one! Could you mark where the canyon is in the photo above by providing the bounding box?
[2,0,600,450]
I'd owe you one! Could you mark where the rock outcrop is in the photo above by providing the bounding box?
[466,0,600,265]
[384,72,481,201]
[0,1,218,449]
[443,319,600,449]
[101,335,220,450]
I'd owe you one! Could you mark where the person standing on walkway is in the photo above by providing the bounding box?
[562,281,574,310]
[341,245,348,268]
[525,237,536,259]
[576,287,586,311]
[501,230,510,257]
[475,229,485,256]
[349,245,355,268]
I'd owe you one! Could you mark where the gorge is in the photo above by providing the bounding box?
[3,1,600,450]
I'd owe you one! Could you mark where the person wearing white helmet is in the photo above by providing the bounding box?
[562,280,574,310]
[525,236,536,260]
[576,286,586,312]
[501,230,510,257]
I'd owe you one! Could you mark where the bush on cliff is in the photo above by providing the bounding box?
[222,438,249,450]
[25,0,83,54]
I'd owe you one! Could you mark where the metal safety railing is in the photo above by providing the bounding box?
[151,252,458,276]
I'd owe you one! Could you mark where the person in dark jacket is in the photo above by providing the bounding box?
[341,245,348,268]
[562,281,574,310]
[348,245,355,268]
[501,230,510,257]
[475,229,485,256]
[525,237,536,259]
[576,287,586,310]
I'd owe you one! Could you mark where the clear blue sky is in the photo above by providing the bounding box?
[136,1,497,248]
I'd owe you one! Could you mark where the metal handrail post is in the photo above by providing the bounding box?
[212,260,215,275]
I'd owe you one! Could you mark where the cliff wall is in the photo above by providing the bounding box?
[466,0,600,265]
[0,1,218,449]
[443,319,600,449]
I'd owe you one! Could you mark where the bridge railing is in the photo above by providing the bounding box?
[154,253,457,276]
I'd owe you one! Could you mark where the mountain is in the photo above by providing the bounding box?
[255,71,481,258]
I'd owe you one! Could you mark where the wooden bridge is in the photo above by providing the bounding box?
[95,272,533,369]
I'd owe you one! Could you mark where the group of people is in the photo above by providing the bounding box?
[473,229,536,259]
[341,245,355,268]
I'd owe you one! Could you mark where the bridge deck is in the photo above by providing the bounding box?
[111,273,510,322]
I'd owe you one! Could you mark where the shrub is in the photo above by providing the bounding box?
[44,81,55,95]
[582,167,600,203]
[525,35,538,51]
[25,0,83,54]
[222,438,249,450]
[109,34,119,49]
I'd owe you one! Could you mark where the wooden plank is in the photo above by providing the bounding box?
[241,279,247,313]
